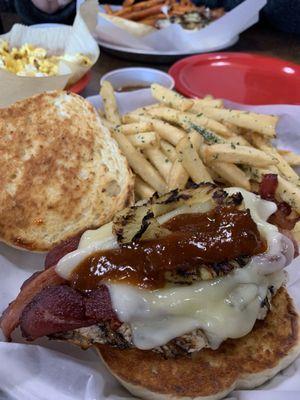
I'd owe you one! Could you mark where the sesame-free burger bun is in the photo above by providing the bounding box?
[0,91,134,251]
[97,288,300,400]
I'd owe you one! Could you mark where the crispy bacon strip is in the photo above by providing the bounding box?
[44,234,81,268]
[259,173,278,201]
[20,285,118,340]
[20,285,89,339]
[269,202,300,231]
[0,264,119,340]
[0,266,64,339]
[259,174,300,231]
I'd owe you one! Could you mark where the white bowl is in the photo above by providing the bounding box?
[100,67,175,92]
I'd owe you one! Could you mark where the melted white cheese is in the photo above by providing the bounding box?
[108,268,285,350]
[56,188,294,350]
[225,187,277,241]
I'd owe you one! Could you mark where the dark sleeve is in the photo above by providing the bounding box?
[0,0,15,12]
[13,0,76,25]
[192,0,245,11]
[263,0,300,34]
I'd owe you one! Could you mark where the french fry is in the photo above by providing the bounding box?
[129,104,160,114]
[135,176,155,199]
[128,131,159,148]
[160,140,177,162]
[189,123,224,144]
[151,119,186,146]
[204,143,278,167]
[192,123,249,149]
[101,118,114,130]
[122,113,142,124]
[122,0,135,7]
[188,131,212,179]
[103,4,114,14]
[117,0,165,14]
[148,107,232,138]
[114,8,130,16]
[121,105,159,123]
[188,130,204,153]
[122,113,185,146]
[277,176,300,214]
[144,147,172,181]
[210,162,251,190]
[97,109,105,118]
[114,132,166,193]
[115,121,153,135]
[292,221,300,243]
[191,124,250,154]
[227,135,251,147]
[177,112,232,138]
[167,159,189,190]
[251,133,299,184]
[205,166,227,184]
[192,98,223,109]
[243,166,277,183]
[193,106,278,138]
[121,4,165,21]
[147,106,178,124]
[222,121,242,134]
[280,150,300,166]
[151,83,193,111]
[176,137,212,183]
[100,81,121,125]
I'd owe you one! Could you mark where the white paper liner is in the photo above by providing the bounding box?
[81,0,266,52]
[1,93,300,399]
[0,0,100,107]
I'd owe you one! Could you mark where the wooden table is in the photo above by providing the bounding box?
[81,21,300,98]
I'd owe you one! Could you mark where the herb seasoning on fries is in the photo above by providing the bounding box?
[98,81,300,242]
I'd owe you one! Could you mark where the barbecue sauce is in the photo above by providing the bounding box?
[71,206,266,291]
[115,85,150,92]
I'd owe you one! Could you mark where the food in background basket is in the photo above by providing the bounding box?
[102,0,225,30]
[0,40,92,77]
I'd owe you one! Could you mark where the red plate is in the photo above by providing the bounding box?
[67,71,92,94]
[169,53,300,105]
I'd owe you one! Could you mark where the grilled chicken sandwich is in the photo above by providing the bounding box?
[1,183,300,400]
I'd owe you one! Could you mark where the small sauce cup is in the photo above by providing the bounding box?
[100,67,175,92]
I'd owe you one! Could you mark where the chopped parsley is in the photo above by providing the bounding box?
[190,123,221,144]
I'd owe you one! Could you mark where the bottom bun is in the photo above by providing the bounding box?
[96,287,300,400]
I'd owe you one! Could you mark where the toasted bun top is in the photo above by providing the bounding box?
[97,287,300,400]
[0,91,134,251]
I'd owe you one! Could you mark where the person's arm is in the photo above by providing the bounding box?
[14,0,76,25]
